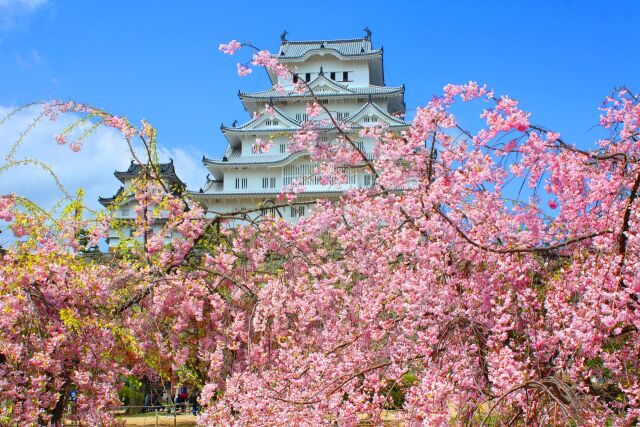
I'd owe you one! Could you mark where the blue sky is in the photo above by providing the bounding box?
[1,0,639,206]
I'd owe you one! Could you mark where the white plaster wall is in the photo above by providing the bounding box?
[282,56,371,87]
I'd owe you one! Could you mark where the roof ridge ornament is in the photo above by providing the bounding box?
[280,30,288,43]
[363,26,372,41]
[320,41,325,48]
[232,119,238,127]
[319,66,324,76]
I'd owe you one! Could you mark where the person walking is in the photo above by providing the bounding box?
[189,389,200,416]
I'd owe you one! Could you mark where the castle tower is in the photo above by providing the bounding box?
[190,32,408,223]
[99,160,185,250]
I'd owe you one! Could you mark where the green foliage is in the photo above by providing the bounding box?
[118,376,144,408]
[381,373,418,409]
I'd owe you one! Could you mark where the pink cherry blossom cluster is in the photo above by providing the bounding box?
[103,115,136,139]
[218,39,242,55]
[306,101,322,118]
[252,137,273,154]
[5,40,640,425]
[0,193,15,222]
[236,63,252,76]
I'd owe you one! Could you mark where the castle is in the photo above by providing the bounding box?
[100,31,408,248]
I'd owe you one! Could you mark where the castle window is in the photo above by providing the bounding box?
[261,207,277,217]
[355,141,365,151]
[336,112,343,120]
[291,206,305,218]
[364,174,374,187]
[265,119,279,126]
[263,177,276,188]
[293,74,299,83]
[120,207,129,217]
[342,71,349,82]
[235,178,248,189]
[305,73,311,82]
[371,116,378,122]
[364,116,370,123]
[280,143,286,153]
[330,72,336,80]
[321,99,329,105]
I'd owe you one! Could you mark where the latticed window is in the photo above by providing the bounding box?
[235,178,248,189]
[280,143,286,153]
[363,174,375,187]
[261,207,277,216]
[290,206,306,218]
[284,163,320,186]
[284,163,356,186]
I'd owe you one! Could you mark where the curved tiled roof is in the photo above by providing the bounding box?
[203,149,375,168]
[221,105,300,132]
[203,151,305,167]
[188,189,345,199]
[113,160,184,186]
[222,101,408,135]
[98,186,125,207]
[277,37,381,59]
[239,84,404,101]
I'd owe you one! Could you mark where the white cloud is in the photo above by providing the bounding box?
[0,0,48,31]
[0,0,47,10]
[0,105,205,214]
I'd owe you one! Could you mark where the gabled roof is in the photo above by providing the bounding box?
[221,105,300,133]
[98,186,125,207]
[348,101,409,127]
[100,160,186,208]
[221,100,407,143]
[239,74,404,103]
[276,37,381,60]
[113,160,184,186]
[203,151,306,168]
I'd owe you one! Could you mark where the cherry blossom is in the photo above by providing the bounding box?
[236,63,252,76]
[218,40,242,55]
